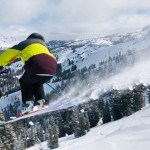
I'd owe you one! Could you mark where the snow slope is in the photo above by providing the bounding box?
[26,105,150,150]
[0,34,19,49]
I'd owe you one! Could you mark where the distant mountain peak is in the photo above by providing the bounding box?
[142,25,150,31]
[0,34,19,49]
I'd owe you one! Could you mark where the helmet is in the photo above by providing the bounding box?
[27,33,45,41]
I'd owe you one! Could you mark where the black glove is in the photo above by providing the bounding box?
[0,69,9,74]
[0,66,3,71]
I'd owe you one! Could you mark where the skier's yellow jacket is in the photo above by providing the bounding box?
[0,33,57,75]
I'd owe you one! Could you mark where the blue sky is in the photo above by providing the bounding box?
[0,0,150,40]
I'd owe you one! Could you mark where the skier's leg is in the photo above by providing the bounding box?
[33,83,45,104]
[19,75,35,114]
[33,76,52,106]
[19,75,34,104]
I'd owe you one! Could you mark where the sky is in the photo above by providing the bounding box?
[1,0,150,40]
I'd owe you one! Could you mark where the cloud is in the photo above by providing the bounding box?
[1,0,150,40]
[0,0,45,24]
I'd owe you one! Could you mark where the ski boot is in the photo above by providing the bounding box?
[33,99,46,111]
[21,101,34,115]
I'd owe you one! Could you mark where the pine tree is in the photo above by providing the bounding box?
[15,124,28,150]
[120,89,133,116]
[102,101,111,124]
[0,111,17,150]
[132,87,144,112]
[37,127,45,142]
[54,111,66,138]
[147,86,150,103]
[0,137,6,150]
[71,108,86,138]
[27,122,40,147]
[98,98,105,115]
[56,63,62,77]
[83,112,90,132]
[61,109,73,136]
[110,90,123,120]
[88,105,100,127]
[47,117,59,149]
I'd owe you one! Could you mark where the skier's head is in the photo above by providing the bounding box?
[27,33,45,41]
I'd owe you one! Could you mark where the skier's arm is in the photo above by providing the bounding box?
[0,48,21,69]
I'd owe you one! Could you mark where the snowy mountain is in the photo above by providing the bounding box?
[0,34,19,49]
[48,25,150,70]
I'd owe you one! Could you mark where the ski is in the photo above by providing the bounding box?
[10,105,49,120]
[0,97,79,124]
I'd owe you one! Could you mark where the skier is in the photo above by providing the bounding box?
[0,33,57,115]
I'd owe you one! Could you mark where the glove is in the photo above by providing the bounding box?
[0,66,4,74]
[0,67,9,74]
[0,66,3,71]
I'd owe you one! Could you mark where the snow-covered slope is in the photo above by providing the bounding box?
[26,105,150,150]
[0,34,19,49]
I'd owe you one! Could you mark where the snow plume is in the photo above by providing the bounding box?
[91,59,150,99]
[61,49,150,104]
[90,46,150,99]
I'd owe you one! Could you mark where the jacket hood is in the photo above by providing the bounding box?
[27,33,45,41]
